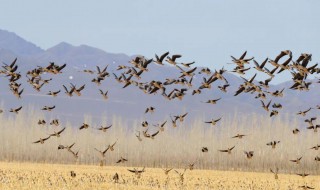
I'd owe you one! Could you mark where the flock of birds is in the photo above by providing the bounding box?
[0,50,319,189]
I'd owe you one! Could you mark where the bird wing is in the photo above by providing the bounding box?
[103,147,110,154]
[160,52,170,61]
[16,106,23,111]
[57,127,66,135]
[151,131,160,137]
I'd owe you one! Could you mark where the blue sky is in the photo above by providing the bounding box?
[1,0,319,83]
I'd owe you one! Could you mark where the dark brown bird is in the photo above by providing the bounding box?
[298,185,314,190]
[97,125,112,132]
[153,121,167,132]
[41,105,56,111]
[127,167,145,176]
[94,147,109,158]
[290,156,302,164]
[310,144,320,150]
[202,147,208,152]
[166,54,181,65]
[12,88,23,99]
[170,116,178,128]
[253,58,268,72]
[218,84,230,93]
[266,141,280,149]
[297,108,312,116]
[70,171,76,178]
[148,130,160,139]
[9,106,22,114]
[48,127,66,138]
[244,151,254,159]
[181,61,195,68]
[272,103,282,109]
[38,119,46,126]
[230,51,254,66]
[82,69,94,74]
[264,67,278,78]
[261,100,271,112]
[218,146,235,154]
[175,169,187,182]
[188,162,196,170]
[113,173,119,183]
[205,117,221,126]
[142,121,148,127]
[307,125,320,133]
[50,119,60,126]
[270,168,279,179]
[108,140,118,151]
[259,78,272,89]
[270,110,278,117]
[201,98,221,104]
[70,150,79,159]
[305,117,316,127]
[99,89,108,100]
[58,143,75,152]
[70,83,85,96]
[79,123,89,130]
[163,168,173,175]
[33,136,50,144]
[145,106,155,114]
[174,113,188,122]
[116,157,128,163]
[154,52,169,65]
[232,134,246,139]
[176,65,197,78]
[231,66,250,75]
[135,131,142,141]
[47,90,61,97]
[63,85,74,97]
[296,172,310,178]
[292,128,300,134]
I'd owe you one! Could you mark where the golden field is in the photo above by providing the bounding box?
[0,162,319,190]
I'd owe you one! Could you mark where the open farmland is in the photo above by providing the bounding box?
[0,162,319,190]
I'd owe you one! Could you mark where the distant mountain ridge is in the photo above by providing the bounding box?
[0,29,44,56]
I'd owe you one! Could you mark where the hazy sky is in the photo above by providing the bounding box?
[1,0,319,83]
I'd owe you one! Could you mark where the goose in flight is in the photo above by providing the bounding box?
[290,156,302,164]
[270,168,279,179]
[94,147,109,158]
[79,123,89,130]
[48,127,66,138]
[99,89,108,100]
[9,106,22,114]
[266,141,280,149]
[204,117,222,126]
[218,146,235,154]
[33,136,50,144]
[166,54,181,65]
[162,168,173,175]
[244,151,254,159]
[154,52,169,65]
[116,157,128,163]
[97,125,112,132]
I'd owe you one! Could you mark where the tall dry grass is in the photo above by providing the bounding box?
[0,106,319,175]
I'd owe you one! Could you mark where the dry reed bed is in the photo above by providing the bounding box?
[0,107,319,174]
